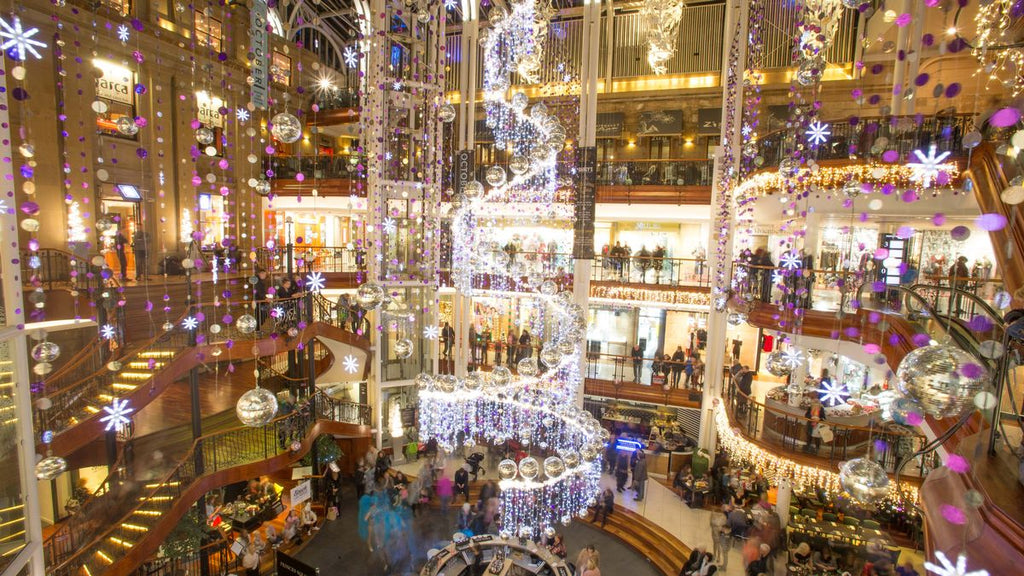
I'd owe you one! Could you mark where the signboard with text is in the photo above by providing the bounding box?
[250,0,269,109]
[697,108,722,135]
[290,480,311,507]
[573,146,597,260]
[456,150,474,197]
[276,551,318,576]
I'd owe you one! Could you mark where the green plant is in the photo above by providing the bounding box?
[300,435,344,467]
[160,510,206,559]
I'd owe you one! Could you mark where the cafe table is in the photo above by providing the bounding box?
[787,518,894,548]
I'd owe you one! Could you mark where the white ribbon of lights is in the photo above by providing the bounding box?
[420,0,604,535]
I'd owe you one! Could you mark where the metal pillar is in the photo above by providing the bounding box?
[698,0,749,454]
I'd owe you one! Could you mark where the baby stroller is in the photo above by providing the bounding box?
[465,452,487,481]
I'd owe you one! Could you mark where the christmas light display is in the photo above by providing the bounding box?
[417,0,603,536]
[641,0,685,75]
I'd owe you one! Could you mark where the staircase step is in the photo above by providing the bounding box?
[111,383,137,391]
[117,372,153,380]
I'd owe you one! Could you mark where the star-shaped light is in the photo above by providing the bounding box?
[908,144,952,188]
[816,379,851,407]
[236,108,250,122]
[343,45,359,69]
[342,354,359,374]
[305,271,326,292]
[805,121,831,146]
[117,24,130,43]
[382,217,397,235]
[771,270,784,286]
[423,325,440,340]
[0,16,47,60]
[444,0,457,9]
[780,251,802,270]
[271,306,284,319]
[100,324,116,340]
[99,398,134,432]
[392,80,403,91]
[780,348,805,370]
[924,552,988,576]
[182,316,199,330]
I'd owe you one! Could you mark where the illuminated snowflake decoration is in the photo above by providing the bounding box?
[305,271,326,292]
[381,217,397,235]
[780,348,805,370]
[117,24,130,43]
[182,316,199,330]
[271,306,285,319]
[805,121,831,146]
[423,325,440,340]
[99,398,134,432]
[0,16,47,60]
[343,45,359,69]
[816,379,851,407]
[908,144,952,188]
[780,251,802,270]
[444,0,457,9]
[772,270,784,286]
[100,324,116,340]
[342,354,359,374]
[924,552,989,576]
[392,81,403,91]
[236,108,250,122]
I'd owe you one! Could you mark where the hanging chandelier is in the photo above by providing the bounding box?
[419,0,605,536]
[641,0,686,75]
[791,0,850,86]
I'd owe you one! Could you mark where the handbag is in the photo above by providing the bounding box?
[818,424,834,444]
[326,506,338,521]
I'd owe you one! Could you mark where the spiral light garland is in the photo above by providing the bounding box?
[418,0,604,536]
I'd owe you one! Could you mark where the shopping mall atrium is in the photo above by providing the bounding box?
[5,0,1024,575]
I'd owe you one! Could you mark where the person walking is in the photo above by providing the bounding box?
[576,545,598,576]
[684,355,695,388]
[671,346,685,388]
[114,228,129,281]
[632,451,648,501]
[614,452,629,492]
[518,329,532,362]
[631,344,643,383]
[132,229,149,281]
[441,322,455,358]
[710,504,730,571]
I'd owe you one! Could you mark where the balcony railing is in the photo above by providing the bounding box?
[593,254,709,287]
[724,380,930,477]
[263,155,364,181]
[596,159,714,188]
[754,113,974,170]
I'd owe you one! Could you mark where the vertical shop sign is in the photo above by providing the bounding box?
[250,0,269,108]
[574,146,597,260]
[456,150,474,196]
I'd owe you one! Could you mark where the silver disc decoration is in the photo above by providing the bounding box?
[236,387,279,427]
[765,350,791,377]
[839,458,890,505]
[895,344,988,419]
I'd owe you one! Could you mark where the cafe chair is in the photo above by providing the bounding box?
[843,517,861,528]
[861,519,881,530]
[822,512,838,522]
[789,505,800,518]
[800,508,817,519]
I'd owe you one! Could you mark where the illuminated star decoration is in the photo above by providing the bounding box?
[444,0,457,9]
[182,316,199,330]
[270,306,284,319]
[908,144,952,188]
[236,107,250,122]
[771,270,784,286]
[342,354,359,374]
[392,80,403,91]
[805,121,831,146]
[924,552,989,576]
[382,217,397,235]
[305,271,326,292]
[0,16,47,60]
[780,251,802,270]
[343,45,359,69]
[100,324,116,340]
[99,398,134,432]
[780,348,805,370]
[816,379,851,407]
[117,24,130,43]
[423,325,440,340]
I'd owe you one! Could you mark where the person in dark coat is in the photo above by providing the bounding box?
[614,452,630,492]
[132,229,149,281]
[114,229,129,280]
[454,467,470,503]
[671,346,686,388]
[631,344,643,383]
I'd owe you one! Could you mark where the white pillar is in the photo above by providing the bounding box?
[699,0,749,453]
[889,0,912,115]
[902,0,927,115]
[454,7,479,379]
[0,54,44,576]
[777,478,793,528]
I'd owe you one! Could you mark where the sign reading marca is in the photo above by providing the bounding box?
[94,59,134,105]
